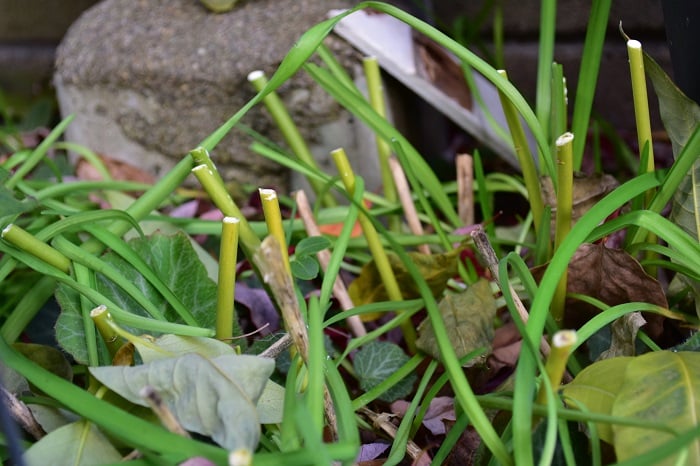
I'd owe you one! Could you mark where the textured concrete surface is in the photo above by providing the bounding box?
[54,0,371,191]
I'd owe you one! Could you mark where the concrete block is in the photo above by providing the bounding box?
[54,0,382,194]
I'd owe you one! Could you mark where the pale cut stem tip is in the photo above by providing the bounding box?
[556,132,574,146]
[1,224,12,236]
[223,216,240,224]
[191,164,213,175]
[627,39,642,49]
[229,449,252,466]
[247,70,265,82]
[90,304,108,318]
[552,330,577,348]
[259,188,277,200]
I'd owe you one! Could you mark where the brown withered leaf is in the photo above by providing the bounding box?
[532,243,667,338]
[597,312,647,360]
[416,279,497,365]
[76,153,156,184]
[348,247,462,308]
[540,173,619,235]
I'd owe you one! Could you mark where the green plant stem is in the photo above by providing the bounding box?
[627,40,656,179]
[497,70,545,235]
[190,147,227,192]
[535,0,557,146]
[0,275,55,343]
[191,164,260,259]
[550,63,567,158]
[1,224,71,273]
[216,217,239,341]
[73,262,100,366]
[5,115,73,189]
[90,305,123,358]
[259,188,291,274]
[248,70,336,207]
[536,330,577,405]
[362,57,400,232]
[571,0,612,168]
[331,148,416,353]
[315,44,362,97]
[552,132,574,323]
[626,38,658,275]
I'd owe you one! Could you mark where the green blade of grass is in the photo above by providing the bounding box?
[571,0,613,169]
[511,171,662,463]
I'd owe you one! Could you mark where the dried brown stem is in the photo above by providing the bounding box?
[140,385,190,438]
[470,227,551,356]
[456,154,475,226]
[359,406,430,464]
[388,156,431,255]
[294,190,366,337]
[0,385,46,440]
[259,333,293,359]
[254,236,338,438]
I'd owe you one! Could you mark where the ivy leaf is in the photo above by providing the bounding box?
[96,232,218,328]
[416,279,496,366]
[294,236,331,257]
[290,254,320,280]
[133,334,284,424]
[353,341,416,402]
[0,167,38,217]
[54,284,111,365]
[90,353,274,451]
[55,233,232,363]
[24,420,122,466]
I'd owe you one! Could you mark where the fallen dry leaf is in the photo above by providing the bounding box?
[415,279,496,366]
[532,243,667,338]
[597,312,647,360]
[540,173,619,235]
[76,153,156,184]
[391,396,456,436]
[349,247,464,320]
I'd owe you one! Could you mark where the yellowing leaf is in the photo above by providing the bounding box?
[612,351,700,465]
[348,248,462,320]
[90,353,274,451]
[561,356,634,443]
[563,351,700,464]
[24,420,122,466]
[415,279,496,366]
[135,334,235,362]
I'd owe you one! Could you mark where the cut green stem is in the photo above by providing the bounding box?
[536,330,577,406]
[2,224,71,273]
[552,132,574,323]
[331,148,416,352]
[90,305,123,359]
[497,70,545,235]
[248,70,336,207]
[259,188,291,274]
[191,164,260,258]
[626,38,658,274]
[363,56,400,232]
[216,217,239,341]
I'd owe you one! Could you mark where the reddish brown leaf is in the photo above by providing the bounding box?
[540,173,619,236]
[532,243,667,338]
